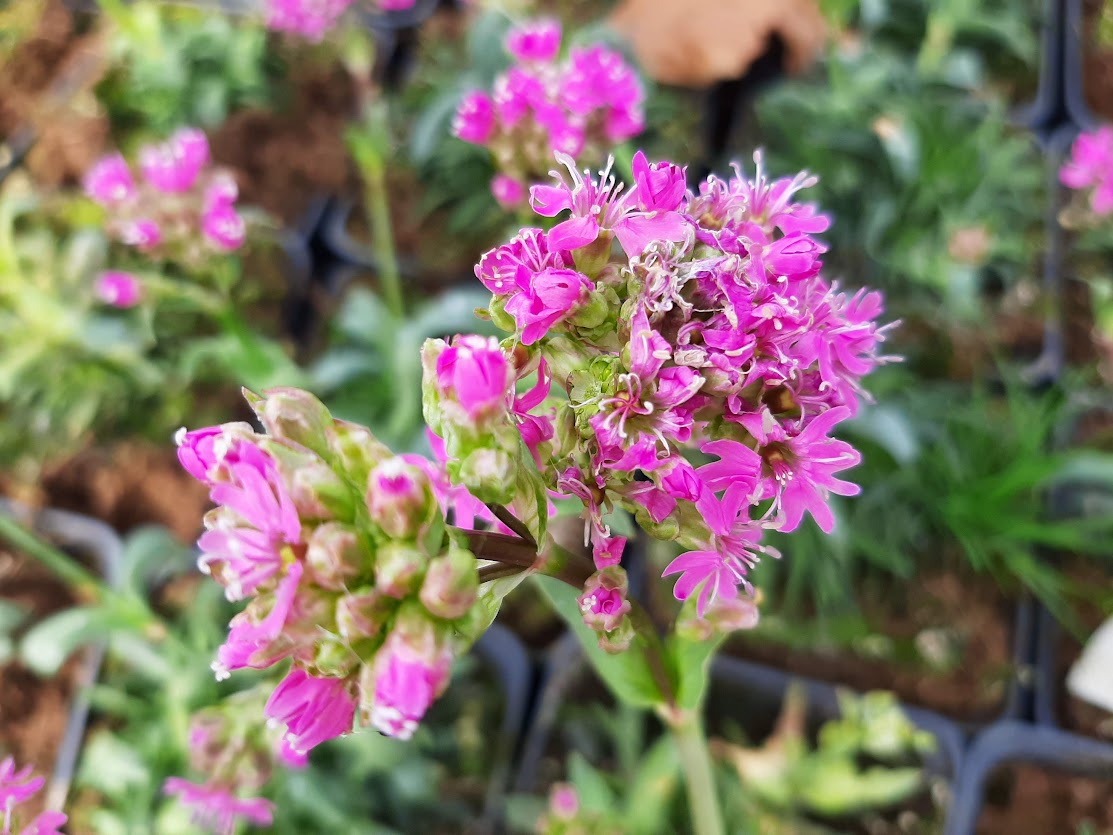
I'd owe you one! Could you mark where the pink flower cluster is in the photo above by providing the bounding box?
[453,19,645,208]
[263,0,416,40]
[84,128,246,260]
[1061,126,1113,216]
[177,388,484,764]
[451,151,893,619]
[0,757,66,835]
[162,692,320,835]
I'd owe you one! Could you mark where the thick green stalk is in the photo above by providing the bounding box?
[668,711,726,835]
[0,512,103,600]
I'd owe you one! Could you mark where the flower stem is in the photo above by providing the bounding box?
[667,711,725,835]
[0,512,104,601]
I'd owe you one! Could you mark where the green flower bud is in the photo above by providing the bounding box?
[419,544,479,620]
[306,523,366,590]
[337,587,394,642]
[456,448,516,504]
[252,387,334,458]
[487,294,517,334]
[374,542,426,599]
[327,419,393,487]
[313,635,360,677]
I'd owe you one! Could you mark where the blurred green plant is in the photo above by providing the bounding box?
[96,0,278,137]
[751,368,1113,633]
[715,687,937,831]
[0,177,302,491]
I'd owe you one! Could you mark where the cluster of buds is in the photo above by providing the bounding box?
[453,19,645,208]
[176,387,487,765]
[1061,126,1113,219]
[0,757,66,835]
[434,150,893,635]
[162,691,304,834]
[263,0,416,40]
[83,128,246,262]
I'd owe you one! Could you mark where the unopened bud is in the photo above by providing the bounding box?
[374,543,426,599]
[678,593,760,641]
[366,458,436,539]
[550,783,579,820]
[597,618,635,653]
[306,523,366,591]
[569,289,609,329]
[328,419,393,487]
[456,448,516,504]
[337,587,394,642]
[419,544,479,620]
[289,459,353,522]
[252,387,334,458]
[486,294,517,334]
[313,635,360,678]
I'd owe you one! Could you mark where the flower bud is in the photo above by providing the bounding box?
[549,783,579,821]
[374,543,426,599]
[676,594,760,641]
[336,587,393,642]
[327,420,393,487]
[419,544,479,620]
[591,534,626,569]
[366,458,436,539]
[305,523,365,591]
[632,504,680,541]
[434,335,512,423]
[486,295,518,333]
[83,153,135,205]
[289,459,352,522]
[578,567,631,634]
[95,271,143,308]
[359,626,452,740]
[597,618,635,654]
[568,289,609,329]
[313,635,360,678]
[455,448,516,504]
[252,387,334,458]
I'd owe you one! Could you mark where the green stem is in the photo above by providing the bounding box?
[668,711,725,835]
[0,512,104,600]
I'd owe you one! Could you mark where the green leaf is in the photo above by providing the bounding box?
[668,600,730,711]
[533,575,664,709]
[120,526,193,594]
[625,735,682,835]
[19,606,103,675]
[568,751,617,814]
[77,730,152,796]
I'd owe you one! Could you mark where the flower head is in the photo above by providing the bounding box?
[1,757,67,835]
[506,18,562,63]
[83,153,135,205]
[163,778,273,835]
[139,128,210,193]
[94,271,142,308]
[1061,126,1113,215]
[265,667,356,753]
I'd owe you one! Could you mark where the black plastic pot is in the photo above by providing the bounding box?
[943,720,1113,835]
[1015,0,1068,141]
[279,195,340,356]
[357,0,441,90]
[470,622,536,828]
[319,198,475,290]
[0,500,122,812]
[513,633,967,797]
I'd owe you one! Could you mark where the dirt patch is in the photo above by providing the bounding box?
[0,0,108,187]
[728,572,1015,722]
[0,545,83,819]
[977,763,1113,834]
[1084,0,1113,121]
[210,60,357,226]
[40,443,210,544]
[1050,561,1113,740]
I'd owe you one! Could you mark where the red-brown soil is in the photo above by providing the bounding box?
[977,763,1113,834]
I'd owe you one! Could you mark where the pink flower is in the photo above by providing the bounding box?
[201,203,246,251]
[549,783,580,820]
[475,227,565,296]
[1061,126,1113,214]
[163,778,274,835]
[559,45,644,143]
[175,425,225,483]
[435,334,512,419]
[83,153,135,205]
[119,218,161,251]
[630,150,687,213]
[591,533,626,569]
[212,562,302,678]
[265,667,356,753]
[368,634,452,740]
[204,173,239,211]
[196,443,302,600]
[94,271,142,308]
[276,738,309,769]
[139,128,210,193]
[530,155,688,257]
[0,757,67,835]
[378,0,416,9]
[662,490,765,616]
[490,173,526,208]
[453,91,496,144]
[504,266,594,345]
[578,568,630,632]
[506,18,562,63]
